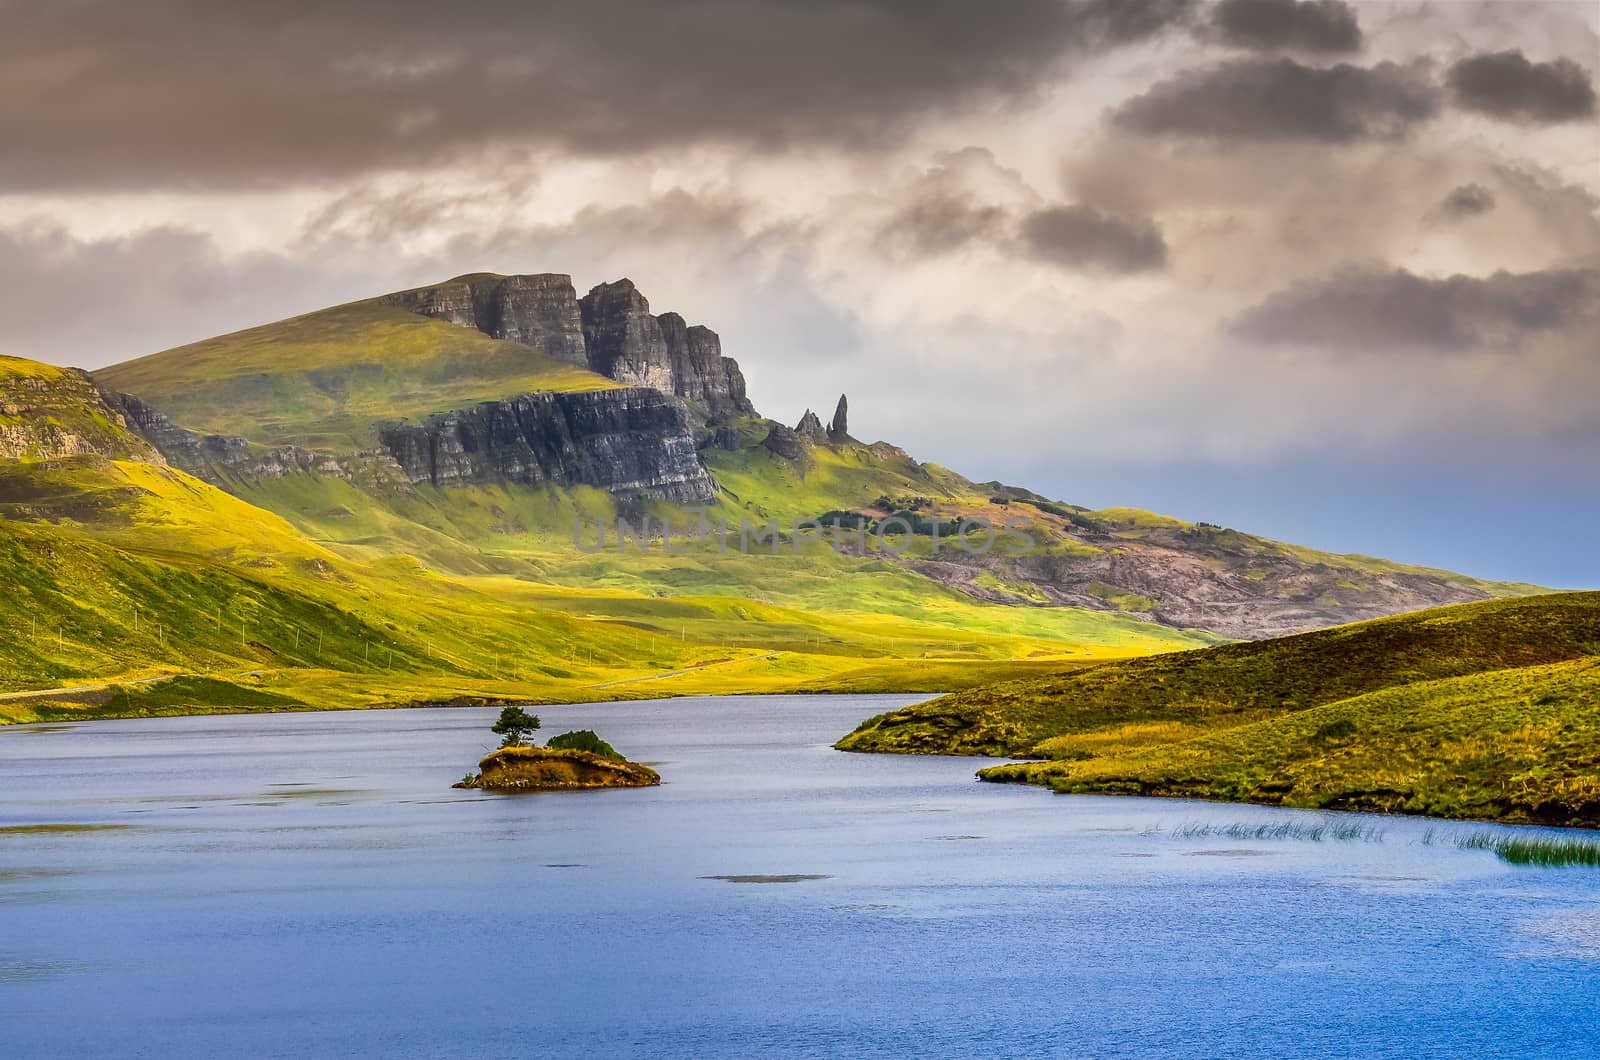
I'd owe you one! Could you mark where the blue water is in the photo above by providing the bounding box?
[2,694,1599,1058]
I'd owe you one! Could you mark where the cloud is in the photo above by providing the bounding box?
[1018,205,1168,272]
[1209,0,1362,54]
[0,222,340,367]
[1230,266,1600,353]
[0,0,1195,191]
[877,193,1008,257]
[1434,183,1497,221]
[1111,58,1438,141]
[1448,50,1598,124]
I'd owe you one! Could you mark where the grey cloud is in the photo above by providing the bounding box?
[1019,206,1168,272]
[0,223,340,367]
[872,149,1027,258]
[1231,266,1600,353]
[1210,0,1362,54]
[1435,183,1497,221]
[1111,58,1439,141]
[1448,50,1597,124]
[878,194,1009,257]
[0,0,1195,191]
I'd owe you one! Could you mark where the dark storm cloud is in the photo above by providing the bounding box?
[1435,183,1497,221]
[1231,266,1600,353]
[1112,58,1438,141]
[1209,0,1362,54]
[1018,205,1168,272]
[0,0,1194,191]
[1448,50,1598,124]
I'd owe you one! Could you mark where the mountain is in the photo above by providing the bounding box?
[0,351,1199,722]
[838,593,1600,825]
[93,273,1539,641]
[0,270,1555,719]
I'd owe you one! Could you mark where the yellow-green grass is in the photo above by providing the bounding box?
[837,593,1600,756]
[982,659,1600,827]
[93,299,617,450]
[0,458,1195,725]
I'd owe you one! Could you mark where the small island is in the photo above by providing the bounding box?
[455,707,660,792]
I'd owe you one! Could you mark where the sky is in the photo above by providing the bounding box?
[2,0,1597,587]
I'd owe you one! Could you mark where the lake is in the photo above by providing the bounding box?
[3,694,1599,1058]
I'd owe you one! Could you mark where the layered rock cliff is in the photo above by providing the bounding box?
[389,274,755,419]
[578,279,675,391]
[384,273,588,366]
[655,311,754,418]
[0,359,163,464]
[377,387,716,504]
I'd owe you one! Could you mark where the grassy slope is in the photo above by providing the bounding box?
[93,299,616,450]
[982,660,1600,826]
[838,593,1600,754]
[0,360,1209,723]
[837,593,1600,825]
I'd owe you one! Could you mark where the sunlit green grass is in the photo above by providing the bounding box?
[94,299,616,449]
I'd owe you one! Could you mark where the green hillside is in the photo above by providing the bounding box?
[838,593,1600,825]
[0,272,1563,725]
[89,275,1545,644]
[979,658,1600,825]
[94,298,616,450]
[1,353,1215,724]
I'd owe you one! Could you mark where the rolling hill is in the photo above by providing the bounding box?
[838,593,1600,825]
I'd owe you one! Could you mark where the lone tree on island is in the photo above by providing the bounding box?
[491,706,541,748]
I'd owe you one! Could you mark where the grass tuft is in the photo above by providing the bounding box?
[1457,831,1600,868]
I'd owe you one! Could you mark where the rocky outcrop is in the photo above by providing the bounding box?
[656,312,755,417]
[795,409,827,443]
[762,421,813,464]
[378,387,716,504]
[464,745,661,791]
[827,394,851,445]
[384,273,588,366]
[106,392,368,485]
[388,273,756,420]
[578,279,674,390]
[0,362,163,464]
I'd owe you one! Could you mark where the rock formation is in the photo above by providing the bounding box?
[107,392,378,485]
[656,312,756,417]
[827,394,851,445]
[377,388,716,505]
[762,421,812,463]
[578,279,675,391]
[388,274,755,420]
[0,362,163,465]
[795,409,828,443]
[384,273,587,366]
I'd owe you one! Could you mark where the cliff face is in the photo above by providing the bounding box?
[378,387,716,504]
[391,273,755,419]
[656,312,755,418]
[0,360,163,464]
[579,279,674,391]
[384,273,588,366]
